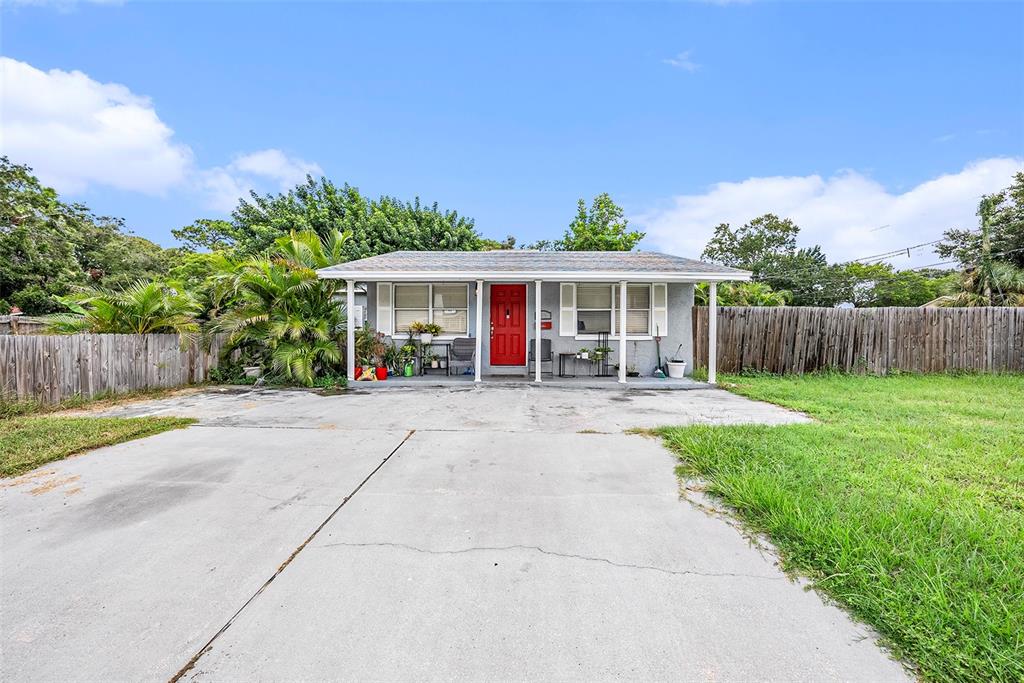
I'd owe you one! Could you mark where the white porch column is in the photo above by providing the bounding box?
[534,280,542,383]
[708,282,718,385]
[346,279,356,381]
[618,280,627,384]
[474,280,483,382]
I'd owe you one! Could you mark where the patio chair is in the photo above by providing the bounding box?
[528,338,553,377]
[449,337,476,376]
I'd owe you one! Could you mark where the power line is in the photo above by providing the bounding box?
[751,230,984,282]
[750,246,1024,288]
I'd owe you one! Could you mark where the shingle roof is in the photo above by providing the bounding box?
[317,250,749,281]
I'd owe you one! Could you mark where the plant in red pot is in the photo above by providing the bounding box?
[371,334,388,380]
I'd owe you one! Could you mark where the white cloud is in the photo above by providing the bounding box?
[663,50,700,73]
[0,57,192,194]
[199,150,323,212]
[635,158,1024,267]
[0,57,321,213]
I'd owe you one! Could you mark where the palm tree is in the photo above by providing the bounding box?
[207,229,351,385]
[926,262,1024,307]
[46,281,201,335]
[695,281,790,306]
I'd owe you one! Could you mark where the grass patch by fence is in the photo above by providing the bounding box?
[2,416,195,478]
[659,374,1024,682]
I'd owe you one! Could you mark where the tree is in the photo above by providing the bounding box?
[552,193,644,251]
[1,157,172,313]
[45,281,201,335]
[937,173,1024,269]
[478,235,517,250]
[173,177,483,261]
[695,281,790,306]
[701,214,800,271]
[926,262,1024,307]
[866,268,959,307]
[206,230,351,386]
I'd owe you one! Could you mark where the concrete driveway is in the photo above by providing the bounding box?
[1,385,908,682]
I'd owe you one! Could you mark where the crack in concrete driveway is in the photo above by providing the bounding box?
[319,541,786,581]
[2,387,907,682]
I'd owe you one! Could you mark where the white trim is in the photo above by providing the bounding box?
[652,283,668,338]
[392,282,470,336]
[612,283,654,336]
[376,282,392,335]
[576,334,653,342]
[319,269,750,283]
[618,280,627,384]
[708,282,717,385]
[474,280,482,382]
[534,280,542,383]
[559,283,576,337]
[346,280,356,381]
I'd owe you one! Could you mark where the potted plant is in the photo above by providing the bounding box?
[409,320,442,344]
[667,344,687,378]
[371,337,388,380]
[400,344,417,376]
[577,347,590,360]
[383,343,402,376]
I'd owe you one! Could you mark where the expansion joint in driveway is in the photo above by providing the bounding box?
[169,429,416,683]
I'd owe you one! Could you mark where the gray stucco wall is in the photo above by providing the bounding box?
[363,281,693,377]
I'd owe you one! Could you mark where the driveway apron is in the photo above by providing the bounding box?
[1,387,908,682]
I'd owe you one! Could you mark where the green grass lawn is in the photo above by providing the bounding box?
[1,415,195,478]
[660,374,1023,683]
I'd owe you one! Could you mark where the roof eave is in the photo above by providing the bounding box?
[316,269,752,282]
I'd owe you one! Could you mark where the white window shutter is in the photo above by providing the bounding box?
[376,282,393,335]
[652,283,668,337]
[559,283,576,336]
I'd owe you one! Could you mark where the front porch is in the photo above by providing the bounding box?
[316,250,750,387]
[349,373,707,390]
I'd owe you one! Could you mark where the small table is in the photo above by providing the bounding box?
[559,353,580,378]
[418,341,452,376]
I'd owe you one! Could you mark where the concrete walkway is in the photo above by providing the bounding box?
[1,386,909,681]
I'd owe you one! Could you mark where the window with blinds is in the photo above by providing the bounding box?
[576,284,613,333]
[620,284,651,335]
[572,283,655,336]
[393,283,469,334]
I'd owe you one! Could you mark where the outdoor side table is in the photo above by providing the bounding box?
[558,353,578,378]
[418,341,452,376]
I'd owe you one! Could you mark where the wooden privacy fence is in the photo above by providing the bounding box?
[693,306,1024,375]
[0,333,231,404]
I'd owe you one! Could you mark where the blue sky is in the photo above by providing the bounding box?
[2,1,1022,265]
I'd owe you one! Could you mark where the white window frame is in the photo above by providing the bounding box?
[613,283,653,337]
[393,283,470,337]
[569,282,659,341]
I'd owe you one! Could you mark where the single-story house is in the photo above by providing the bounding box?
[316,251,751,384]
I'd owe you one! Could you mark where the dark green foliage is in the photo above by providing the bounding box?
[206,230,351,386]
[173,177,483,261]
[528,193,644,251]
[937,172,1024,269]
[0,157,172,314]
[701,213,958,307]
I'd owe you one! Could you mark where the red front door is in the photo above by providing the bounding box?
[490,284,527,365]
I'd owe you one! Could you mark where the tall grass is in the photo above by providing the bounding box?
[660,374,1024,682]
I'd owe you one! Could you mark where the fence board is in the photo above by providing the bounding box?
[693,307,1024,375]
[0,333,230,403]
